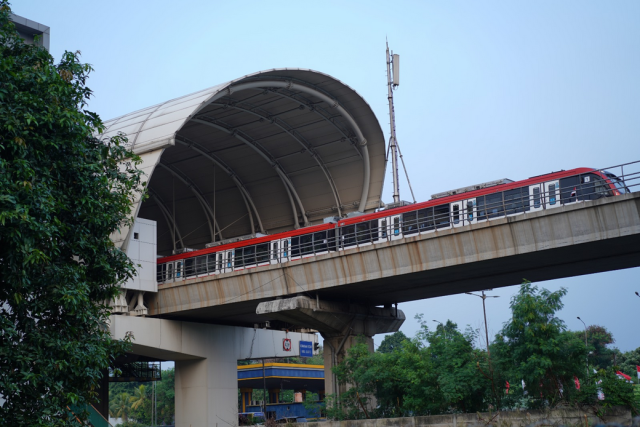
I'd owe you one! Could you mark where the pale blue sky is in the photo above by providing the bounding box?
[15,1,640,353]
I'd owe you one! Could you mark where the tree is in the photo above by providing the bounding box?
[492,280,587,407]
[109,393,132,423]
[0,2,143,425]
[377,331,408,354]
[618,347,640,380]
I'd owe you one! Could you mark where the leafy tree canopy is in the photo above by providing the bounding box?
[377,331,408,354]
[0,2,142,424]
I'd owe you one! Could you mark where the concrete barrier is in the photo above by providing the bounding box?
[304,407,632,427]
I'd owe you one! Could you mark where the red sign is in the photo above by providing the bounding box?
[283,338,292,351]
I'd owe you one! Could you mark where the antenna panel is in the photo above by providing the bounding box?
[392,54,400,86]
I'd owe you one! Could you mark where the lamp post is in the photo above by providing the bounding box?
[432,320,446,339]
[466,290,499,401]
[577,316,589,379]
[465,291,499,356]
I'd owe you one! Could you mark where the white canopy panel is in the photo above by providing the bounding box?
[101,69,386,256]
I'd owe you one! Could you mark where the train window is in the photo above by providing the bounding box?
[244,246,256,265]
[467,201,474,220]
[217,253,223,270]
[185,258,195,277]
[176,261,182,278]
[486,193,504,218]
[356,222,371,243]
[452,205,460,225]
[560,176,579,204]
[300,234,313,255]
[369,220,379,241]
[226,252,232,268]
[291,236,301,257]
[283,240,289,257]
[393,218,400,235]
[272,242,278,260]
[196,256,207,274]
[418,207,435,231]
[314,231,327,252]
[403,211,418,235]
[380,219,388,238]
[533,187,541,208]
[157,264,165,282]
[234,248,244,267]
[342,225,356,246]
[256,244,269,263]
[504,187,530,215]
[434,204,450,228]
[549,183,557,205]
[207,254,216,272]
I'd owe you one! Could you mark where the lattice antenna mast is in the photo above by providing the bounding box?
[386,40,401,204]
[386,40,416,205]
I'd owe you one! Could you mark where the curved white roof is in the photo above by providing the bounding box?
[102,69,386,256]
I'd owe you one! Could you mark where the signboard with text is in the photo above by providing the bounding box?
[299,340,313,358]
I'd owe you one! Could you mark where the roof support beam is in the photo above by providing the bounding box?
[190,118,309,228]
[222,80,371,212]
[157,162,224,242]
[175,136,264,235]
[149,189,184,251]
[206,101,343,217]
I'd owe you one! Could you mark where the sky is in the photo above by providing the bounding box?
[14,1,640,353]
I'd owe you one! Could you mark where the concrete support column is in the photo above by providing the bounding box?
[175,357,239,427]
[240,388,253,412]
[323,335,374,397]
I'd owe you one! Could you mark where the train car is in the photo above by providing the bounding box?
[156,167,628,285]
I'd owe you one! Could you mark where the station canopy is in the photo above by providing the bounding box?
[101,69,386,256]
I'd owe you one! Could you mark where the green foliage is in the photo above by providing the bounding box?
[377,331,408,354]
[492,280,587,407]
[571,368,637,416]
[617,347,640,378]
[329,320,492,419]
[570,325,616,369]
[0,2,143,424]
[109,368,175,425]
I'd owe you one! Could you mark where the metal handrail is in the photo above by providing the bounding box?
[156,160,640,283]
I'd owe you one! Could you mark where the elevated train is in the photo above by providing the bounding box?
[156,167,630,284]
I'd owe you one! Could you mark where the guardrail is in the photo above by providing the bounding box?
[157,160,640,284]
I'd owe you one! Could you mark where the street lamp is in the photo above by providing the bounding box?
[466,290,499,401]
[432,320,447,339]
[577,316,589,379]
[465,290,499,356]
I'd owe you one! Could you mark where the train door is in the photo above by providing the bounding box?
[166,262,174,282]
[463,199,477,226]
[175,260,183,280]
[222,250,234,273]
[529,183,544,212]
[270,241,280,264]
[452,201,469,228]
[390,214,403,241]
[544,180,560,209]
[277,238,290,263]
[377,217,390,243]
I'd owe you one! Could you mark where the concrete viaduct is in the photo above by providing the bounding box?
[99,67,640,427]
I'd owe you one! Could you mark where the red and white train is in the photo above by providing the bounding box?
[156,167,630,284]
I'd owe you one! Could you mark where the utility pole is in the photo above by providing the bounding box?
[466,290,499,401]
[577,316,589,380]
[386,40,400,204]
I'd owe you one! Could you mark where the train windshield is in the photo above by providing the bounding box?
[604,171,629,194]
